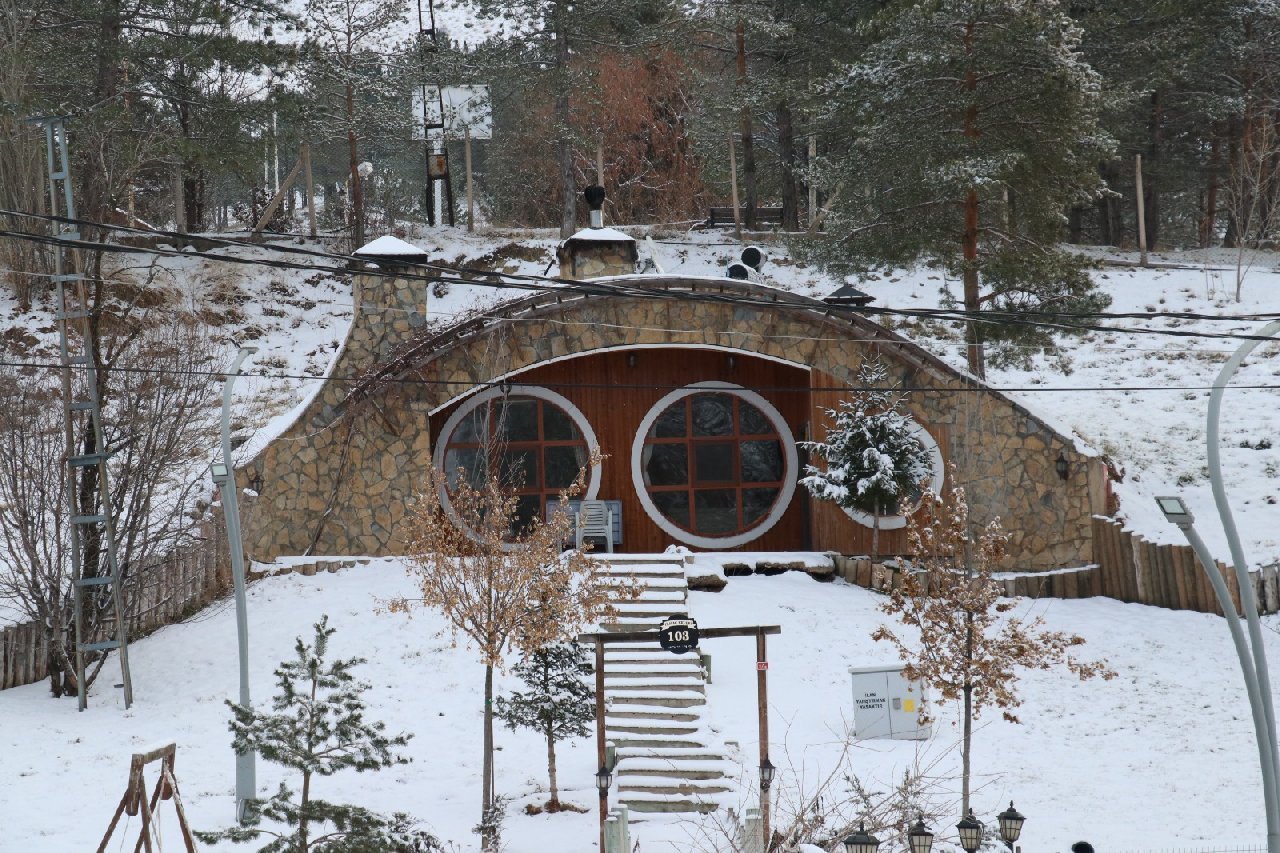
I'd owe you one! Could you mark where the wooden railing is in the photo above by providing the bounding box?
[833,516,1279,617]
[0,514,230,691]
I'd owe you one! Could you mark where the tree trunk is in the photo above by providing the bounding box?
[300,769,312,850]
[546,726,559,809]
[556,0,575,238]
[1201,131,1221,248]
[961,22,984,379]
[1067,205,1083,244]
[962,605,974,814]
[735,21,756,230]
[871,503,880,563]
[961,681,973,814]
[1143,89,1163,251]
[482,662,495,849]
[1096,161,1123,247]
[345,83,364,249]
[777,100,798,231]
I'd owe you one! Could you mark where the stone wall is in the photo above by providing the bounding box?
[237,275,1107,570]
[556,240,638,279]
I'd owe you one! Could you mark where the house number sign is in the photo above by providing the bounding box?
[658,616,700,654]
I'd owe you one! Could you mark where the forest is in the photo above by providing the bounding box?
[2,0,1278,361]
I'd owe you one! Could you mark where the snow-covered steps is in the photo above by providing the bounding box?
[592,555,732,816]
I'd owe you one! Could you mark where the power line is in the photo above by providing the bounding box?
[1,356,1277,394]
[5,210,1280,344]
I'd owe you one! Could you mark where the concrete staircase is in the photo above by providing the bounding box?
[595,555,732,814]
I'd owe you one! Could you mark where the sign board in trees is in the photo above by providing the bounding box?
[413,85,492,140]
[658,615,699,654]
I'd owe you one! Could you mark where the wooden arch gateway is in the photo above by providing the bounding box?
[238,274,1107,568]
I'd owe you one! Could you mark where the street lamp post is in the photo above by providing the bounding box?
[1205,318,1280,784]
[907,817,934,853]
[996,801,1025,852]
[842,821,881,853]
[595,765,612,851]
[956,810,983,853]
[1157,495,1279,853]
[215,346,257,823]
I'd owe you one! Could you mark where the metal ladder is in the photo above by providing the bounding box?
[36,117,134,710]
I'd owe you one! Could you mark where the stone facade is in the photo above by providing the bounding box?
[556,239,638,279]
[237,272,1109,570]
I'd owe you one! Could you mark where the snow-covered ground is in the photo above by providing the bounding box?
[0,557,1274,851]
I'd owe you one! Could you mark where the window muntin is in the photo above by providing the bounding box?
[639,390,789,541]
[438,391,592,537]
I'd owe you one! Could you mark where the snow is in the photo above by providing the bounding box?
[353,234,431,257]
[565,227,637,243]
[1,559,1277,850]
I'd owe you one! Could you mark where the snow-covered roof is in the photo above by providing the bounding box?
[354,235,430,257]
[563,227,635,243]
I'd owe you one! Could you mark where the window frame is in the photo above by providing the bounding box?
[631,381,798,549]
[432,385,600,544]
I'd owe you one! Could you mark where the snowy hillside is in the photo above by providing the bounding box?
[0,558,1274,851]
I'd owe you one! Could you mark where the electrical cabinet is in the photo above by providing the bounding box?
[849,665,931,741]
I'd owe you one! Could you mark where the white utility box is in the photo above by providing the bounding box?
[849,665,931,741]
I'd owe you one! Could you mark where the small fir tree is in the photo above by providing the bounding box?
[494,643,595,811]
[872,478,1113,813]
[197,617,440,852]
[801,358,935,556]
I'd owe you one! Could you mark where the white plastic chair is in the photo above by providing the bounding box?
[574,500,615,553]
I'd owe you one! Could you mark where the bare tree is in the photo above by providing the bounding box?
[0,308,221,696]
[388,457,635,851]
[872,476,1113,813]
[1226,103,1280,301]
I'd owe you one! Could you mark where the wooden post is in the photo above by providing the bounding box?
[596,139,605,186]
[464,126,475,233]
[1136,153,1148,267]
[729,133,742,242]
[252,157,304,237]
[172,163,186,234]
[301,143,316,238]
[756,629,771,852]
[595,636,607,852]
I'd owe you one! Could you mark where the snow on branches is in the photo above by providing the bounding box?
[800,358,933,517]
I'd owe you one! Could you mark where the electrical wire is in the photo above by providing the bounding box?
[1,356,1277,394]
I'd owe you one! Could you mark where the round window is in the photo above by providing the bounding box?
[632,382,797,549]
[433,386,599,538]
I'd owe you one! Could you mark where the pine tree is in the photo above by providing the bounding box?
[809,0,1114,376]
[801,358,934,557]
[872,480,1113,813]
[495,643,595,811]
[197,617,441,852]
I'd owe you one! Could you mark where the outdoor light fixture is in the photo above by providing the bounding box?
[956,810,983,853]
[595,765,612,793]
[842,821,881,853]
[759,758,775,790]
[209,461,230,483]
[1055,451,1069,481]
[997,801,1025,850]
[908,816,935,853]
[1155,495,1194,528]
[727,354,737,370]
[627,352,637,368]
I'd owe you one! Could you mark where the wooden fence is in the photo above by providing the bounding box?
[0,513,230,692]
[834,516,1279,617]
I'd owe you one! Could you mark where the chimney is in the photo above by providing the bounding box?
[556,186,638,280]
[348,235,432,368]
